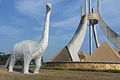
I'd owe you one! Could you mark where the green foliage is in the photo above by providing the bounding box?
[0,52,10,65]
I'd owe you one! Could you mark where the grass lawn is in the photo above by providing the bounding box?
[0,67,120,80]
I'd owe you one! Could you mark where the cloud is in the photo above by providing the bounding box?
[49,0,63,5]
[51,16,79,28]
[0,26,23,37]
[14,0,45,18]
[34,27,42,31]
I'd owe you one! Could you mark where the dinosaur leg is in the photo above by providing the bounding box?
[5,56,11,68]
[8,55,16,72]
[23,57,31,74]
[34,57,41,73]
[21,60,24,73]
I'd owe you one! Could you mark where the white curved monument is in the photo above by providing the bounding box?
[51,0,120,62]
[50,0,88,62]
[5,3,52,74]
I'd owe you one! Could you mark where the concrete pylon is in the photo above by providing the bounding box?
[50,15,88,62]
[93,25,100,48]
[99,15,120,50]
[97,0,120,51]
[66,0,88,61]
[51,0,88,62]
[97,0,100,13]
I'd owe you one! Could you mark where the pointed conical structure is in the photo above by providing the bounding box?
[50,46,72,62]
[86,42,120,62]
[78,51,87,62]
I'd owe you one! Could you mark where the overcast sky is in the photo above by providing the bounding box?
[0,0,120,61]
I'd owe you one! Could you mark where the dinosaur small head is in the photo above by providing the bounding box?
[46,3,52,12]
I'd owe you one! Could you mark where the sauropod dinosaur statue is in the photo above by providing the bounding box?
[5,3,52,74]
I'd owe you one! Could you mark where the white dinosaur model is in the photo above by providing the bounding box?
[5,3,52,74]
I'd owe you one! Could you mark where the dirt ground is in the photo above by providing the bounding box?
[0,67,120,80]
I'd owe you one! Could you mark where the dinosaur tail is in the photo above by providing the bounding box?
[4,56,11,68]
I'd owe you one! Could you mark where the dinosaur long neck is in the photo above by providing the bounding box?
[40,11,51,46]
[32,10,51,58]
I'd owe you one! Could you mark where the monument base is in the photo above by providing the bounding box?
[46,62,120,71]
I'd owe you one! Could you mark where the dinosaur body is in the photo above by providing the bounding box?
[5,3,52,74]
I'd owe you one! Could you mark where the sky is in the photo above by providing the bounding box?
[0,0,120,61]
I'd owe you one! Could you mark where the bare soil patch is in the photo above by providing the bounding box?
[0,67,120,80]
